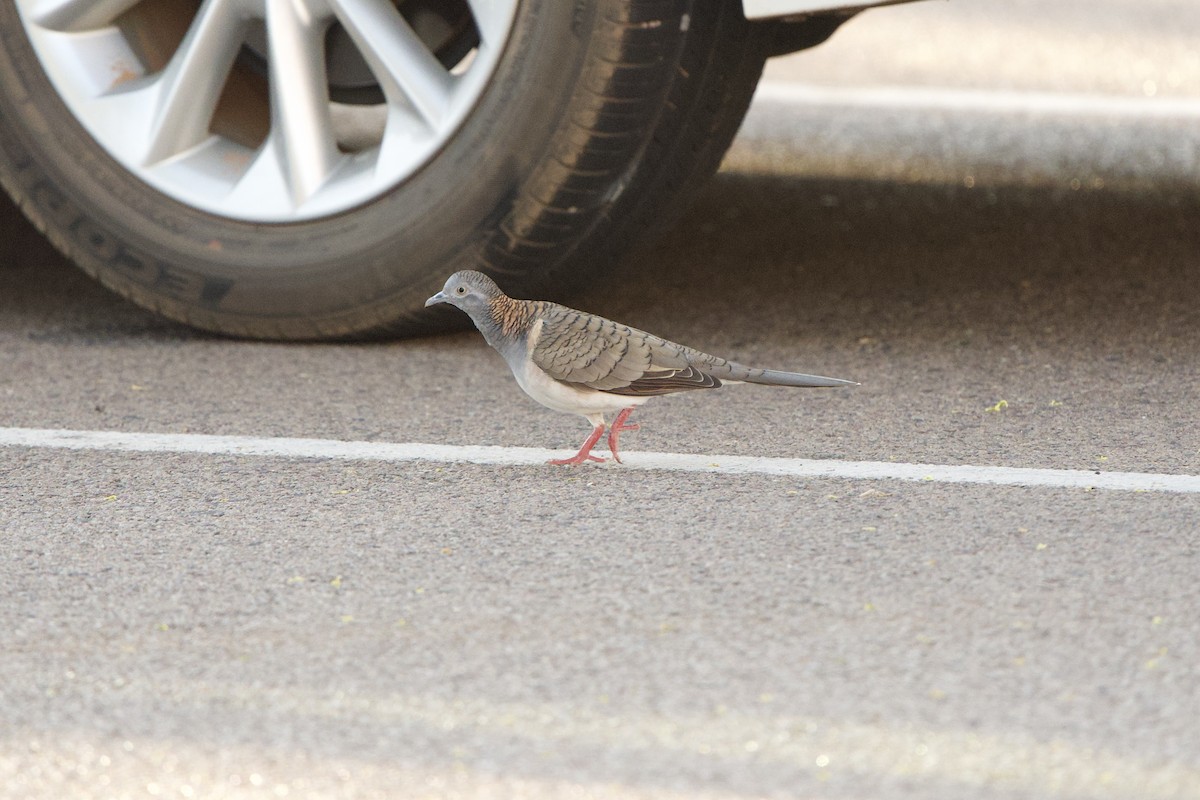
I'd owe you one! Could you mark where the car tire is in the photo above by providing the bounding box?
[0,0,772,339]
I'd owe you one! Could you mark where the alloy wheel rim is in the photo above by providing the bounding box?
[17,0,519,222]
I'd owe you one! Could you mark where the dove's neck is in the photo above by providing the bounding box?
[476,295,539,359]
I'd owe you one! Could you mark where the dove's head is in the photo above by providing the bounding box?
[425,270,503,315]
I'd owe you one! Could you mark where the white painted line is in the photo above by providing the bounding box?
[2,427,1198,493]
[753,81,1200,119]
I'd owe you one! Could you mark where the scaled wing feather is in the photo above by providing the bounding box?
[532,305,720,395]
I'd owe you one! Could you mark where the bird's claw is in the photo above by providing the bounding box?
[547,454,607,466]
[606,409,640,465]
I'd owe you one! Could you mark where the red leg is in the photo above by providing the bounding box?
[606,407,641,464]
[548,423,607,466]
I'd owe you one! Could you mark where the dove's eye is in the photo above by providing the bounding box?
[455,286,467,295]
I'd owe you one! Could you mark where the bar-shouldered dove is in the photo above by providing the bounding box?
[426,270,856,465]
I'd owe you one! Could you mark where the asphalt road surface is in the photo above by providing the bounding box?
[3,2,1200,799]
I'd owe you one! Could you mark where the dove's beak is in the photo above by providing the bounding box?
[424,291,448,308]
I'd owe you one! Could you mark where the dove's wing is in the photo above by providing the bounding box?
[530,303,857,393]
[530,305,721,396]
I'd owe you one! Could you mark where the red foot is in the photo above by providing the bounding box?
[548,453,607,466]
[606,407,640,464]
[548,423,607,466]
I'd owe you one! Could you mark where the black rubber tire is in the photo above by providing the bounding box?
[0,1,772,339]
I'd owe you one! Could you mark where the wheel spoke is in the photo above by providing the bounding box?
[327,0,454,128]
[221,135,295,215]
[461,0,510,46]
[24,0,143,32]
[265,0,341,204]
[141,0,247,163]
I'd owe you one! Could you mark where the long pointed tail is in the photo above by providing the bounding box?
[742,368,858,388]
